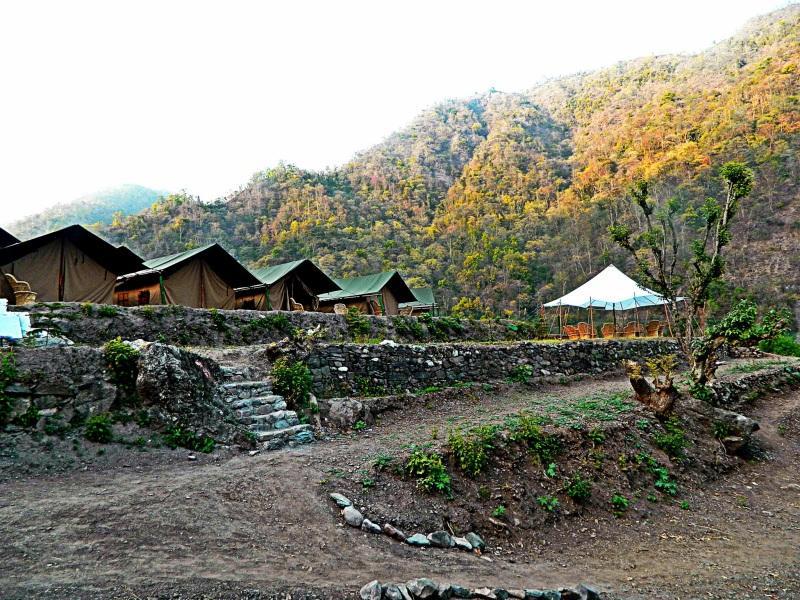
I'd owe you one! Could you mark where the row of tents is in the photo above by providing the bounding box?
[0,225,438,316]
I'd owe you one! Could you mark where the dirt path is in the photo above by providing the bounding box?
[1,378,799,599]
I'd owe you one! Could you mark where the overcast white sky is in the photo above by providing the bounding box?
[0,0,792,224]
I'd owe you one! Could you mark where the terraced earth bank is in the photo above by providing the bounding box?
[1,360,800,599]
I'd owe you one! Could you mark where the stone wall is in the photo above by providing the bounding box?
[709,362,800,410]
[305,339,682,398]
[14,303,541,347]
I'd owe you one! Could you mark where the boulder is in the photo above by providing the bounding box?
[360,580,382,600]
[361,518,382,534]
[406,533,430,547]
[450,586,472,599]
[577,585,601,600]
[452,536,473,551]
[343,506,364,528]
[384,584,404,600]
[524,592,560,600]
[472,588,497,599]
[383,523,407,542]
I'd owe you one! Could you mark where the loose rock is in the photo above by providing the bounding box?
[361,518,382,534]
[427,530,455,548]
[384,584,404,600]
[359,580,382,600]
[383,523,407,542]
[465,531,486,551]
[472,588,497,599]
[453,536,473,551]
[406,533,431,547]
[343,505,364,528]
[406,578,439,599]
[577,584,601,600]
[330,492,352,508]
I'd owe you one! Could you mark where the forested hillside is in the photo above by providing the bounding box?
[93,6,799,317]
[8,184,165,240]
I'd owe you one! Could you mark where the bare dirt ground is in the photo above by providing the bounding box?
[1,375,799,599]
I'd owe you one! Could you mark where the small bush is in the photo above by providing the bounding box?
[653,416,688,458]
[566,474,592,503]
[84,413,114,443]
[353,420,366,431]
[509,415,561,463]
[80,302,94,316]
[13,404,40,428]
[587,427,606,445]
[0,350,18,429]
[652,465,678,496]
[345,307,371,336]
[405,449,451,495]
[492,504,507,518]
[447,425,497,477]
[509,364,534,384]
[537,495,559,512]
[208,308,228,331]
[758,333,800,357]
[103,337,139,392]
[611,493,630,515]
[271,358,313,410]
[98,305,118,318]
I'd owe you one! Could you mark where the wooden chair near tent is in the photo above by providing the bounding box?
[333,303,348,316]
[622,322,643,338]
[563,325,581,340]
[399,307,414,316]
[4,273,37,306]
[601,323,616,338]
[368,299,383,316]
[576,322,592,339]
[289,297,305,311]
[645,320,663,337]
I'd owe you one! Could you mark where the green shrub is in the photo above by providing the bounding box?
[611,493,630,514]
[566,474,592,503]
[537,495,559,512]
[242,313,294,338]
[653,416,688,458]
[98,305,118,318]
[163,426,215,453]
[652,465,678,496]
[587,427,606,445]
[80,302,94,316]
[43,414,69,437]
[405,449,451,495]
[758,333,800,357]
[345,307,371,336]
[84,413,114,443]
[394,317,425,340]
[509,364,534,384]
[492,504,507,518]
[103,337,139,393]
[271,358,313,410]
[509,415,561,463]
[13,404,40,428]
[209,308,228,331]
[0,350,18,429]
[447,425,497,477]
[353,420,366,431]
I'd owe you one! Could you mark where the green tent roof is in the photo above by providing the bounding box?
[318,271,415,303]
[399,287,437,308]
[143,244,215,270]
[136,243,259,288]
[246,259,340,294]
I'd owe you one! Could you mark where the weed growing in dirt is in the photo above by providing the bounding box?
[492,504,507,518]
[0,349,18,429]
[680,500,690,510]
[98,305,118,318]
[652,466,678,496]
[447,425,498,477]
[405,449,451,495]
[353,420,366,431]
[545,462,558,478]
[372,452,394,471]
[566,474,592,503]
[272,358,313,411]
[587,427,606,445]
[712,421,732,439]
[509,415,561,463]
[84,414,114,443]
[611,493,630,516]
[163,426,215,453]
[653,416,689,459]
[13,404,40,428]
[509,364,534,384]
[537,495,559,512]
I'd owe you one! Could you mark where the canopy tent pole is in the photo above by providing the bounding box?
[612,304,617,336]
[558,303,563,337]
[588,297,595,338]
[663,301,675,337]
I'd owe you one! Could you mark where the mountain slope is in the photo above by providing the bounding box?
[8,184,166,240]
[101,5,800,318]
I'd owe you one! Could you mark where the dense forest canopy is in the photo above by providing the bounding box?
[17,6,800,321]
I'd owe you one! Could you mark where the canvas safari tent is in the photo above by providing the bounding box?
[398,287,438,315]
[317,271,415,315]
[0,228,20,248]
[0,225,144,305]
[235,259,340,311]
[115,243,259,309]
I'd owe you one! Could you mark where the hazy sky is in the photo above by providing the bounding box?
[0,0,792,224]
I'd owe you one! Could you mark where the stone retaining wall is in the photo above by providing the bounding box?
[709,362,800,410]
[13,303,543,347]
[305,339,682,398]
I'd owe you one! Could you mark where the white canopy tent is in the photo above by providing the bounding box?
[543,264,677,337]
[543,264,670,310]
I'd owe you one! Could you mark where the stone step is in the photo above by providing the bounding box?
[253,424,314,449]
[244,410,300,430]
[221,381,273,400]
[235,399,288,419]
[229,395,285,410]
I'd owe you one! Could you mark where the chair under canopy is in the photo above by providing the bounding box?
[543,264,671,310]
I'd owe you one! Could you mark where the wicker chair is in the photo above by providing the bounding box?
[601,323,616,338]
[563,325,581,340]
[645,320,662,337]
[622,322,643,338]
[333,303,348,315]
[289,297,304,311]
[4,273,37,306]
[576,322,591,339]
[368,299,383,316]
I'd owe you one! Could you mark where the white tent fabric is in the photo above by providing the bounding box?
[543,264,670,311]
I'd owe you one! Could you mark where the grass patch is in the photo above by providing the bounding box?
[405,448,451,495]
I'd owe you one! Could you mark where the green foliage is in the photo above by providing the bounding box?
[80,302,94,316]
[447,425,497,477]
[405,449,451,495]
[653,416,688,458]
[208,308,228,331]
[372,452,394,470]
[509,364,534,384]
[43,414,69,437]
[242,313,294,337]
[13,404,40,428]
[545,462,557,478]
[0,349,19,429]
[491,504,507,518]
[610,493,630,514]
[508,415,561,463]
[759,333,800,357]
[651,465,678,496]
[345,308,371,336]
[537,495,559,512]
[84,413,114,443]
[98,305,118,318]
[163,426,215,453]
[353,420,366,431]
[587,427,605,445]
[271,358,313,410]
[680,500,691,510]
[565,474,592,503]
[103,337,139,392]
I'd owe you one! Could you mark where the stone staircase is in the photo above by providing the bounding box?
[219,365,314,451]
